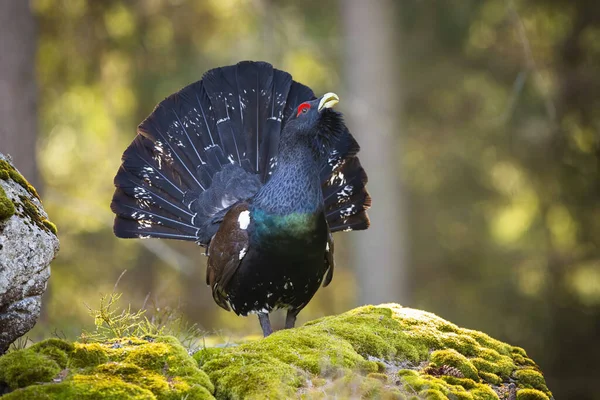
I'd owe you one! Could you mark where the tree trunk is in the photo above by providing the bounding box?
[0,1,38,188]
[341,0,410,305]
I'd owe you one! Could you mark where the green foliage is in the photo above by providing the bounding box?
[82,292,204,352]
[83,293,147,341]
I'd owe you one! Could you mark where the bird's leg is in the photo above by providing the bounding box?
[285,309,299,329]
[258,312,273,337]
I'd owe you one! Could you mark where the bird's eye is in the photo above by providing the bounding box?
[296,103,311,117]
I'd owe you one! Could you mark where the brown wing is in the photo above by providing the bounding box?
[206,202,250,311]
[323,228,335,287]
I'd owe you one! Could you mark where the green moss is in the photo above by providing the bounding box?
[0,184,15,221]
[69,342,110,368]
[29,338,75,354]
[477,371,502,385]
[419,389,449,400]
[303,306,430,361]
[398,369,419,377]
[512,346,527,357]
[0,336,214,400]
[440,376,478,390]
[205,353,301,399]
[0,158,55,233]
[0,160,39,200]
[15,195,57,236]
[469,386,499,400]
[2,375,156,400]
[201,325,378,398]
[400,374,449,393]
[193,347,224,368]
[0,350,61,389]
[299,370,406,400]
[514,368,551,396]
[42,219,58,234]
[516,388,550,400]
[358,376,389,398]
[367,372,388,382]
[28,339,74,369]
[429,349,479,381]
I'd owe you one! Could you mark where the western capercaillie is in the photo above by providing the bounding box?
[111,61,371,336]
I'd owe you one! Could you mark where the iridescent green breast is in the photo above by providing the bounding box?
[251,209,320,240]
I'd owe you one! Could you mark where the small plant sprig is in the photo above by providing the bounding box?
[83,292,146,342]
[81,270,205,352]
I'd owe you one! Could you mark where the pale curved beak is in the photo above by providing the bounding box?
[318,92,339,112]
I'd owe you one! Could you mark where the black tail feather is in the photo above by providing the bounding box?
[329,211,370,232]
[113,217,200,240]
[112,61,315,243]
[113,169,194,220]
[111,189,200,235]
[321,130,371,233]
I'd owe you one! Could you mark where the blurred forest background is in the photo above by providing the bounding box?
[1,0,599,398]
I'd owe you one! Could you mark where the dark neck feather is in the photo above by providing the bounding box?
[253,142,322,215]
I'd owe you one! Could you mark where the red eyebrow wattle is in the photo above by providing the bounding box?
[296,103,311,117]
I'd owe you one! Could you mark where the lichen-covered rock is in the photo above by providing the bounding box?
[0,305,553,399]
[197,304,553,399]
[0,153,58,354]
[0,336,214,399]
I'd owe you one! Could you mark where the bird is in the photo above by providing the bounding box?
[110,61,371,336]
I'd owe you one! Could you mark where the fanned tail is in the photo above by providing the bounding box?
[111,61,314,244]
[321,129,371,233]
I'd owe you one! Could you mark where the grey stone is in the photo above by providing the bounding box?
[0,153,58,353]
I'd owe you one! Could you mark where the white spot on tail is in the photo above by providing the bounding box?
[239,247,247,260]
[238,210,250,229]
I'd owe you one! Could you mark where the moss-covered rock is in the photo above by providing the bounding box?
[0,305,552,399]
[0,156,56,235]
[0,336,214,399]
[198,304,553,399]
[0,153,59,355]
